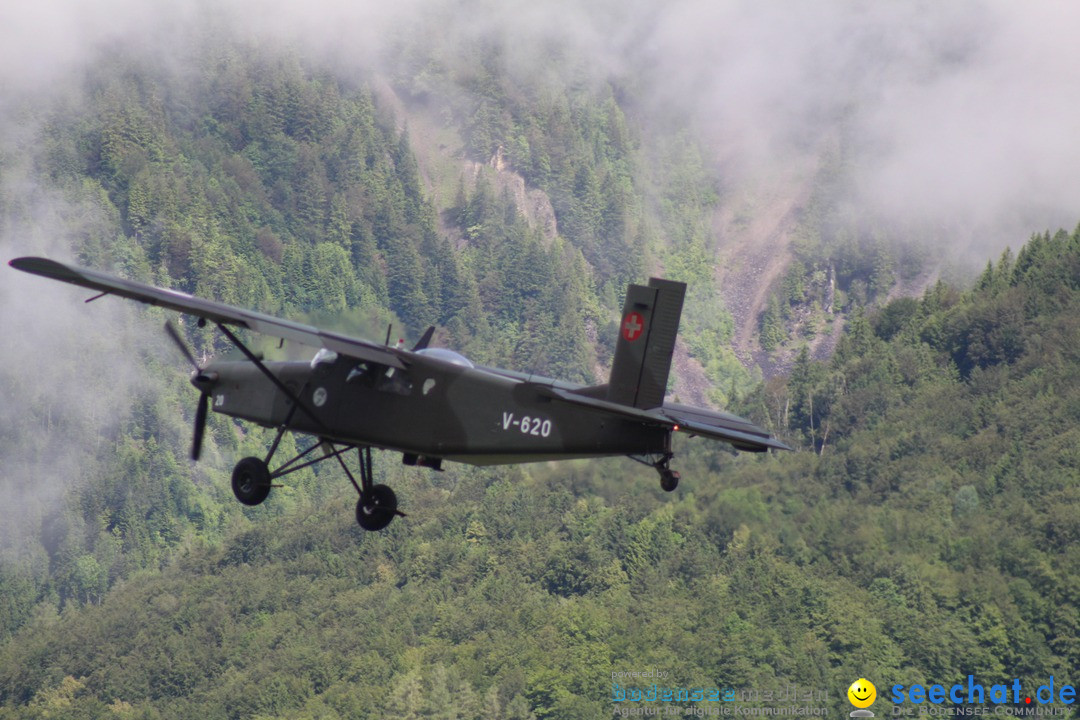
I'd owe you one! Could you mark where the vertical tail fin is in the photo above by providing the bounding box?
[606,278,686,409]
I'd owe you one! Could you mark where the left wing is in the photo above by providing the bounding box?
[9,257,406,369]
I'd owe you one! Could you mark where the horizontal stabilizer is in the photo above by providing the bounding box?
[660,401,791,450]
[532,384,790,453]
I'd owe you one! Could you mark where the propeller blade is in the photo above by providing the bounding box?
[164,320,200,371]
[191,392,209,461]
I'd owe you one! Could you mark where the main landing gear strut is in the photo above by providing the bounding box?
[230,438,406,531]
[198,322,404,531]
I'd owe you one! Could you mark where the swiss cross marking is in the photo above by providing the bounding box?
[622,312,644,341]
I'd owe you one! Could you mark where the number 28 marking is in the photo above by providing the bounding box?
[501,412,552,438]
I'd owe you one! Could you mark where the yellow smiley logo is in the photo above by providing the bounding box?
[847,678,876,709]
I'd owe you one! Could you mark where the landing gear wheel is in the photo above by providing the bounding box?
[356,484,397,531]
[232,456,272,506]
[659,468,680,492]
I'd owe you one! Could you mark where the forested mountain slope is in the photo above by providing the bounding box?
[5,134,1080,715]
[2,24,1080,720]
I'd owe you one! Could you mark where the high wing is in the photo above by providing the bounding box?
[532,385,791,452]
[9,257,405,369]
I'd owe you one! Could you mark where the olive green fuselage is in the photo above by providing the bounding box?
[206,354,670,465]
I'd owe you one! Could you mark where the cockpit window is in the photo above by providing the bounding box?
[415,347,474,369]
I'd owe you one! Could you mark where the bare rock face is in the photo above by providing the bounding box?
[669,338,711,408]
[372,79,557,244]
[713,168,810,373]
[470,146,557,243]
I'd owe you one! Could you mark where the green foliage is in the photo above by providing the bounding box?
[759,294,788,352]
[4,218,1080,715]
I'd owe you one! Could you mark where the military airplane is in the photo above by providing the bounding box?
[10,257,789,531]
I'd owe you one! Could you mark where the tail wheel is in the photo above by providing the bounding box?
[356,484,397,531]
[232,456,272,506]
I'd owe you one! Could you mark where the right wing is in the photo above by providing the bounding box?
[9,257,406,369]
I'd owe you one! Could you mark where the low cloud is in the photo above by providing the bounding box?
[5,1,1079,255]
[629,1,1080,251]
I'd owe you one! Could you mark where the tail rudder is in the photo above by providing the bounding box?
[606,278,686,409]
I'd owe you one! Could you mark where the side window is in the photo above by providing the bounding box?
[347,362,413,396]
[347,362,374,385]
[376,367,413,396]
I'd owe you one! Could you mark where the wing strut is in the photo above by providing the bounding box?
[215,323,329,434]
